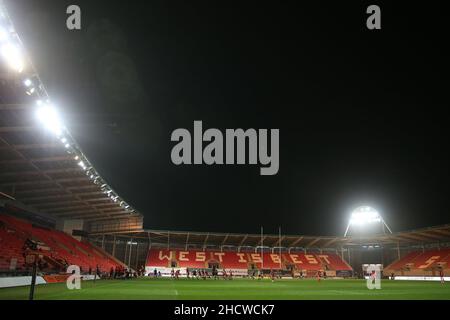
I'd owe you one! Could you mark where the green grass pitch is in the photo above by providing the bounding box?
[0,278,449,300]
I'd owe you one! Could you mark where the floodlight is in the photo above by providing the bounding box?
[24,78,32,86]
[77,161,86,169]
[344,205,392,236]
[35,104,63,136]
[1,43,24,72]
[349,206,381,225]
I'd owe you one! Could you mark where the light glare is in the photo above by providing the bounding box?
[349,206,381,225]
[1,43,24,72]
[0,27,8,41]
[35,105,63,136]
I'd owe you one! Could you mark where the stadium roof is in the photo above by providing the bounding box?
[0,101,142,223]
[0,2,141,224]
[89,224,450,249]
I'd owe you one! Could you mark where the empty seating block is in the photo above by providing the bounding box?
[0,214,125,272]
[385,249,450,273]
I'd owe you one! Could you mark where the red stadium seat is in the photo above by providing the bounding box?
[219,251,249,269]
[385,251,422,270]
[146,249,174,267]
[316,253,352,271]
[385,249,450,272]
[145,249,250,269]
[411,250,448,269]
[0,214,125,272]
[283,253,320,270]
[145,249,352,271]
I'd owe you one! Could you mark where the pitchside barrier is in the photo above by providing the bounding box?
[145,267,187,277]
[336,270,353,277]
[0,274,100,288]
[144,267,354,279]
[0,276,47,288]
[389,276,449,281]
[145,267,249,277]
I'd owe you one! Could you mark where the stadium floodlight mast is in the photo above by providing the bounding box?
[344,206,392,237]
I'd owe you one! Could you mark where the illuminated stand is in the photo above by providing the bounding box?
[344,206,392,237]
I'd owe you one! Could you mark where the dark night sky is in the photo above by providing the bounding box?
[5,1,449,235]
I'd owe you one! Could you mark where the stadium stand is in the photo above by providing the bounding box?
[176,251,208,268]
[2,0,450,288]
[411,250,446,269]
[317,253,353,271]
[284,253,322,270]
[384,248,450,275]
[439,251,450,265]
[260,253,283,269]
[218,251,249,269]
[145,249,352,272]
[0,213,124,273]
[383,251,422,271]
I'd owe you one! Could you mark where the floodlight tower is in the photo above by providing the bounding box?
[344,206,392,237]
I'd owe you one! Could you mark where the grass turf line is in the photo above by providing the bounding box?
[0,278,449,300]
